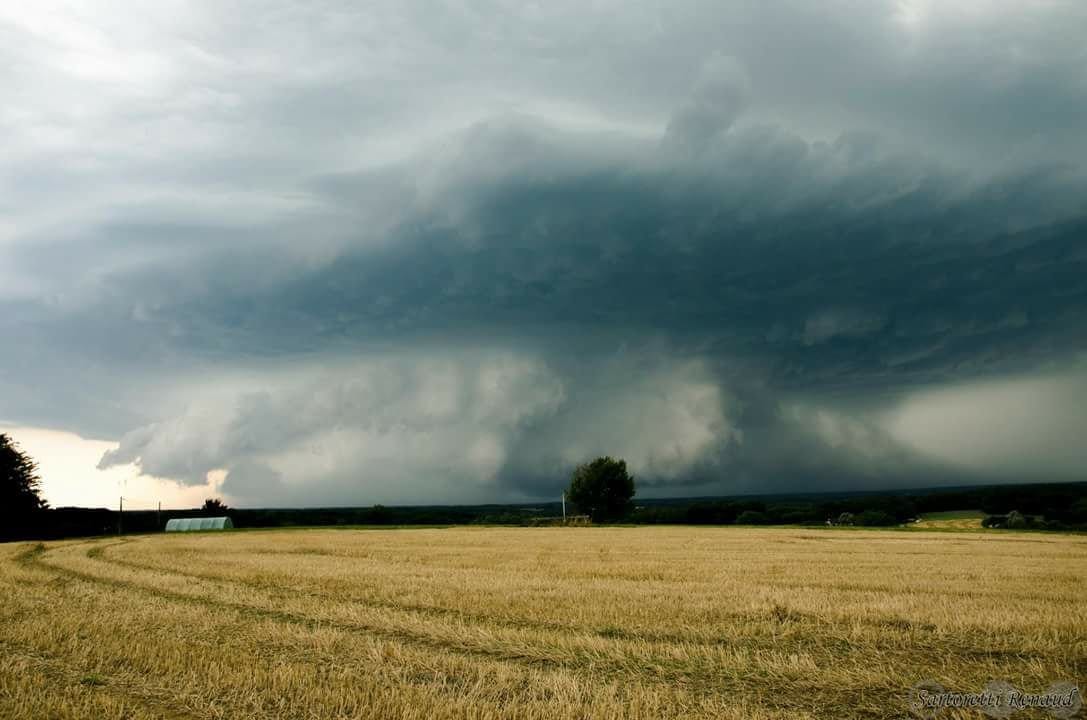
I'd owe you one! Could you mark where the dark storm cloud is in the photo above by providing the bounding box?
[81,118,1087,502]
[142,117,1084,380]
[2,1,1086,504]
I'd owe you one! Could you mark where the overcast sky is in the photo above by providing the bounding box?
[2,0,1086,509]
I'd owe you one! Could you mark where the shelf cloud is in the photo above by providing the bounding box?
[2,0,1085,505]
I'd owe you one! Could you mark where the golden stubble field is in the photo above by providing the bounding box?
[1,526,1084,720]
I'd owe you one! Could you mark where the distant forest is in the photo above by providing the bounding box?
[8,482,1086,541]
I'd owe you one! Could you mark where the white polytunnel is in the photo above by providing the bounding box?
[164,517,234,532]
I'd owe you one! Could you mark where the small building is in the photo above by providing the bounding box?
[165,516,234,532]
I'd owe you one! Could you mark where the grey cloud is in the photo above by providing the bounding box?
[221,461,286,505]
[884,367,1087,482]
[2,1,1086,504]
[664,53,750,152]
[6,113,1087,502]
[803,309,887,347]
[96,349,747,504]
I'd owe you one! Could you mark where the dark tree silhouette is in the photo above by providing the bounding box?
[1,433,48,539]
[566,456,635,523]
[202,497,230,515]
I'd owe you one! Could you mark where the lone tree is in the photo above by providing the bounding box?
[1,433,48,539]
[202,498,230,515]
[566,456,635,523]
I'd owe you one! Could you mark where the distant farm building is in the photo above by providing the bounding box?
[165,517,234,532]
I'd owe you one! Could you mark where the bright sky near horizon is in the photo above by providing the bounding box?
[3,426,215,509]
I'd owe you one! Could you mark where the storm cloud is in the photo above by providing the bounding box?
[2,0,1086,505]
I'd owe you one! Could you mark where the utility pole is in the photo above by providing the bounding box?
[157,501,161,531]
[118,496,123,535]
[562,492,567,524]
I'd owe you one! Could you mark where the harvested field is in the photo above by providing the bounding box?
[2,526,1084,719]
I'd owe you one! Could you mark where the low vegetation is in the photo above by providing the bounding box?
[13,482,1087,542]
[911,510,985,530]
[2,526,1084,718]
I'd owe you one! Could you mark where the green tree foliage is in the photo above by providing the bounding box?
[202,498,230,515]
[1067,498,1087,525]
[855,509,897,526]
[735,510,768,525]
[1006,510,1027,529]
[1,433,48,539]
[566,456,635,522]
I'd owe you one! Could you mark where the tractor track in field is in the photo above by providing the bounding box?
[87,538,1078,658]
[16,539,918,719]
[24,541,698,680]
[110,535,1085,605]
[94,541,768,647]
[82,541,958,654]
[7,531,1085,720]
